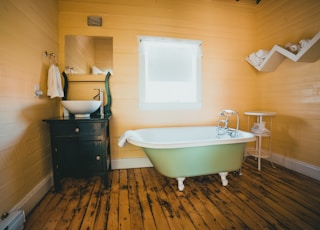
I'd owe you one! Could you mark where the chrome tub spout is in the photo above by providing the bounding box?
[217,109,239,138]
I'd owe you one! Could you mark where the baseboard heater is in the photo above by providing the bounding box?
[0,211,25,230]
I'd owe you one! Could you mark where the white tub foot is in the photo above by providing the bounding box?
[176,177,186,191]
[219,172,228,186]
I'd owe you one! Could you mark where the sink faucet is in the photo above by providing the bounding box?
[93,88,104,115]
[93,88,101,99]
[217,109,239,138]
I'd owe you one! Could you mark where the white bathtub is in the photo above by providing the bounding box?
[119,126,256,191]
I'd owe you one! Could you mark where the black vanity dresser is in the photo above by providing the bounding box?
[44,115,111,192]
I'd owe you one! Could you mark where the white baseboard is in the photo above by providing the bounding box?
[10,173,53,216]
[111,157,153,169]
[269,152,320,181]
[112,155,320,182]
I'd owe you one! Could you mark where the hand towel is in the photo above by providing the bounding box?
[299,39,311,49]
[248,52,263,66]
[47,64,64,99]
[255,49,270,58]
[248,52,256,61]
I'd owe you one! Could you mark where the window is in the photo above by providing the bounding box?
[139,36,202,110]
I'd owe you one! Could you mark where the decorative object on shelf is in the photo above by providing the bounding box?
[250,122,271,135]
[284,38,311,54]
[92,66,113,75]
[246,32,320,72]
[284,43,301,54]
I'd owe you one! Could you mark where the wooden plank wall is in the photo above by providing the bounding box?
[255,0,320,166]
[58,0,258,160]
[65,35,95,74]
[0,0,59,215]
[65,36,113,74]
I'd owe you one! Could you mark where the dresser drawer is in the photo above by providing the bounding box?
[43,116,110,192]
[51,122,105,137]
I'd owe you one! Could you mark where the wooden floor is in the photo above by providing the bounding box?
[25,158,320,230]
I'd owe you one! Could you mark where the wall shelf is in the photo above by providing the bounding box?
[246,32,320,72]
[67,74,107,82]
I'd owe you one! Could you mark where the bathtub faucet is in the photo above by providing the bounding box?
[217,109,239,138]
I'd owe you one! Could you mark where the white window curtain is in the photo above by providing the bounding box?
[139,36,202,110]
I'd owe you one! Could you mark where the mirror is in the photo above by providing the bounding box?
[64,35,113,75]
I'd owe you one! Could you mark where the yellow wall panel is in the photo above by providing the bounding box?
[58,0,320,167]
[58,0,258,161]
[0,0,59,215]
[255,0,320,165]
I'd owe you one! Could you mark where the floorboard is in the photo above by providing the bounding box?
[24,158,320,230]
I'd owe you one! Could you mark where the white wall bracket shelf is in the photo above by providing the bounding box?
[246,32,320,72]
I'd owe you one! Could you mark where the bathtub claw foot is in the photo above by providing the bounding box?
[219,172,228,186]
[176,177,186,191]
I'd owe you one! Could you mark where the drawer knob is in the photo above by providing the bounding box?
[74,127,80,133]
[96,155,101,161]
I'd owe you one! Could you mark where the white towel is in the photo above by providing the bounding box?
[118,130,142,147]
[255,49,270,58]
[248,52,256,61]
[299,39,311,49]
[248,52,263,67]
[47,64,64,99]
[92,66,113,75]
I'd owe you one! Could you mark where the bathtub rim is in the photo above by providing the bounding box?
[126,126,256,149]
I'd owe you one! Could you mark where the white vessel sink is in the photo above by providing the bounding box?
[61,100,101,118]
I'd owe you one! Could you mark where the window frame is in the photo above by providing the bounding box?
[138,36,202,110]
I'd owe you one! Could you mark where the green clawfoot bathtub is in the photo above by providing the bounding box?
[118,126,255,191]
